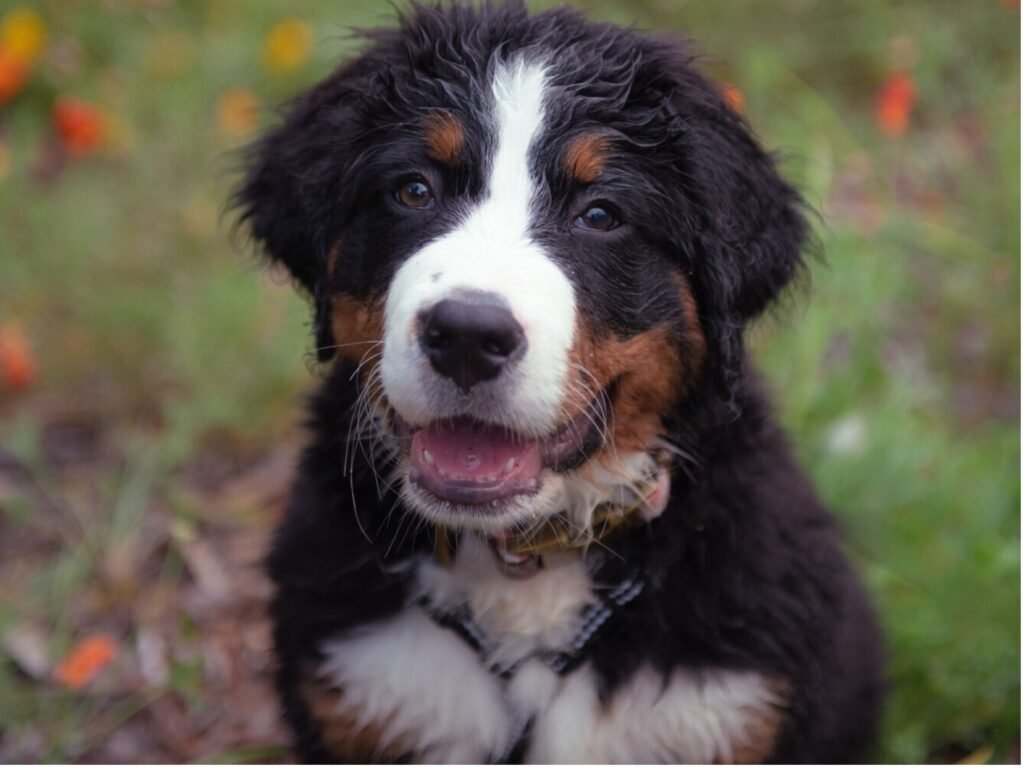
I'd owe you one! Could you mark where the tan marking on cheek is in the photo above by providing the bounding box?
[570,323,682,453]
[330,295,384,366]
[301,678,409,761]
[563,132,611,183]
[423,111,464,165]
[566,275,706,455]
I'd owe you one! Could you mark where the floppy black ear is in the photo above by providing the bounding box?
[652,45,810,403]
[233,53,384,361]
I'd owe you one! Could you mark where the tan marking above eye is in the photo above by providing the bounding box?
[563,132,611,183]
[423,111,465,165]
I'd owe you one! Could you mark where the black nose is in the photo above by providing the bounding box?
[418,294,526,392]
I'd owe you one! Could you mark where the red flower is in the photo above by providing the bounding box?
[0,45,28,105]
[875,72,916,137]
[0,322,35,390]
[53,98,106,156]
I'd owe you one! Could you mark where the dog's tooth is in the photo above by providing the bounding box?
[422,449,434,465]
[505,458,516,472]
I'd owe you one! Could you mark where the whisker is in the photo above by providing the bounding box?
[314,339,385,354]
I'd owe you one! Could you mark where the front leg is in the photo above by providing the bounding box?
[289,608,515,763]
[527,665,788,764]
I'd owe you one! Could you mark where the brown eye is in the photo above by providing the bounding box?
[575,204,619,231]
[396,177,435,209]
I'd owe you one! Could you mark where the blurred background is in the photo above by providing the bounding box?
[0,0,1018,762]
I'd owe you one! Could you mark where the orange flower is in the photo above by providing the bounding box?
[217,87,260,137]
[875,72,916,137]
[0,45,28,105]
[264,18,313,74]
[722,82,745,114]
[54,633,120,690]
[0,322,35,390]
[53,97,107,156]
[1,8,47,66]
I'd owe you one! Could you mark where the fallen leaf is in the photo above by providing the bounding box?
[177,535,232,601]
[2,622,51,679]
[136,627,170,687]
[0,321,36,390]
[53,632,121,690]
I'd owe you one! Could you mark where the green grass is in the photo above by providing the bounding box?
[0,0,1018,762]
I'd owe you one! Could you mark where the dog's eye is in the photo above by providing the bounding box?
[575,204,619,232]
[395,177,435,209]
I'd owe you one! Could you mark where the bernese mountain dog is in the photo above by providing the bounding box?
[235,2,883,762]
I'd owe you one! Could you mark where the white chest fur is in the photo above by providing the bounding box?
[318,539,783,763]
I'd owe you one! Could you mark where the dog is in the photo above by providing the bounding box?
[235,2,883,762]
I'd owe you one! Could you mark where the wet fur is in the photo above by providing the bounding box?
[236,2,883,762]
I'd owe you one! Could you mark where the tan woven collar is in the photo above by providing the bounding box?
[433,465,668,566]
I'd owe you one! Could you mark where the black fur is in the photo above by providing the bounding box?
[237,2,883,762]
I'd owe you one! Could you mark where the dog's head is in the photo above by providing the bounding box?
[236,3,806,541]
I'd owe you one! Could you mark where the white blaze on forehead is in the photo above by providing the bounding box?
[380,59,577,437]
[488,58,547,231]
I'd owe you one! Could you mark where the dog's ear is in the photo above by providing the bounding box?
[649,45,809,403]
[233,57,381,361]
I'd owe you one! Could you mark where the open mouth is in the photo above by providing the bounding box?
[392,395,608,575]
[395,396,606,509]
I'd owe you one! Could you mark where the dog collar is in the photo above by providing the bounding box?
[433,460,672,566]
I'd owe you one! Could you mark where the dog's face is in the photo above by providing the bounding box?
[237,4,805,543]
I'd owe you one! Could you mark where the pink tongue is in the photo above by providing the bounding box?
[412,418,537,480]
[409,418,543,505]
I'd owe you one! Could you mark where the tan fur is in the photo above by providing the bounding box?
[423,112,465,165]
[727,708,784,763]
[330,294,384,366]
[567,277,705,454]
[301,678,409,761]
[719,679,789,763]
[563,132,610,183]
[327,241,341,283]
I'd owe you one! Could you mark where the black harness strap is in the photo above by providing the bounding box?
[416,569,644,678]
[415,570,645,763]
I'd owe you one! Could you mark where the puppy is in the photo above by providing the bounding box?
[236,2,883,762]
